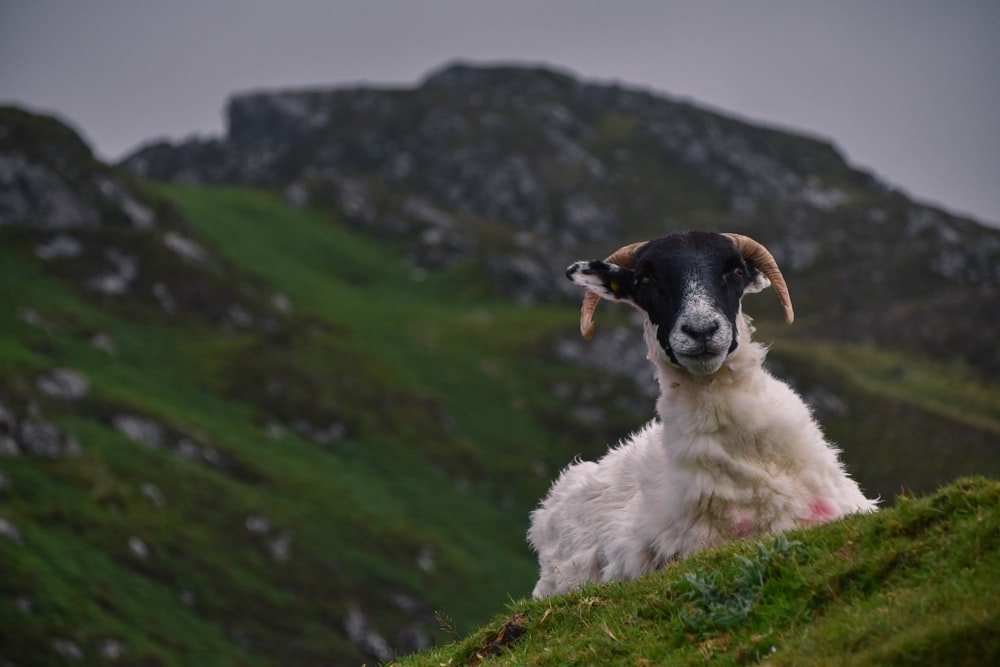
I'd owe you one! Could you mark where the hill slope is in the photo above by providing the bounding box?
[0,107,554,664]
[1,102,998,665]
[399,477,1000,667]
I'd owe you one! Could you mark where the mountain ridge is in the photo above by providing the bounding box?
[118,62,1000,376]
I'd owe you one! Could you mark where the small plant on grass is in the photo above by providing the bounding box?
[680,535,800,634]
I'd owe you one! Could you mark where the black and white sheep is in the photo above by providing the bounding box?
[528,231,876,598]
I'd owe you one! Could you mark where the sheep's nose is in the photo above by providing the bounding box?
[681,320,721,341]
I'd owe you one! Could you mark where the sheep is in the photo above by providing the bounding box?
[528,231,877,598]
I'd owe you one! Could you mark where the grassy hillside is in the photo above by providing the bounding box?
[398,477,1000,667]
[0,186,566,665]
[2,183,998,665]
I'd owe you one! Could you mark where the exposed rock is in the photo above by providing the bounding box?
[35,234,84,261]
[416,544,436,573]
[174,438,200,459]
[283,182,310,208]
[770,237,822,272]
[112,415,164,449]
[88,248,138,296]
[51,638,84,661]
[19,419,81,459]
[223,304,254,330]
[395,623,432,655]
[63,434,83,457]
[292,419,346,446]
[89,332,118,356]
[271,292,293,314]
[163,231,211,264]
[562,192,618,242]
[267,533,292,563]
[17,306,53,331]
[391,592,423,614]
[402,196,456,230]
[36,367,90,400]
[245,514,271,535]
[139,482,166,508]
[0,154,100,230]
[98,639,127,661]
[152,281,177,313]
[0,400,14,427]
[553,321,658,400]
[344,604,394,663]
[128,536,149,559]
[0,433,18,457]
[15,594,33,614]
[0,515,22,543]
[95,175,155,229]
[111,415,247,478]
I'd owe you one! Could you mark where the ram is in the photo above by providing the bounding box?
[528,231,877,598]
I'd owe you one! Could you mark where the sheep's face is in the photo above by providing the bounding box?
[567,232,771,376]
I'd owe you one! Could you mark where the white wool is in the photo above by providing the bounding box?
[528,314,877,598]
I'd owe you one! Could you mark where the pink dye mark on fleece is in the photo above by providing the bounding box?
[803,497,839,526]
[733,517,754,538]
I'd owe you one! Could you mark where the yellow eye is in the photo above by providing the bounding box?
[610,280,620,293]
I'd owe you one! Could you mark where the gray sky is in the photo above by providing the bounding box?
[2,0,998,226]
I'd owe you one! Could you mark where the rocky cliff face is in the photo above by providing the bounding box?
[120,62,1000,374]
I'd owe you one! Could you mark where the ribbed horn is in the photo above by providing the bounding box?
[579,241,647,339]
[722,233,794,324]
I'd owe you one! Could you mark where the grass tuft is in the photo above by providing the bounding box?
[679,535,801,635]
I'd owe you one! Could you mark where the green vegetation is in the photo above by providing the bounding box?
[2,183,998,665]
[776,339,1000,436]
[399,477,1000,666]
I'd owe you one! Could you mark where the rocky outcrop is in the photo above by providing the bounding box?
[0,397,83,460]
[116,63,1000,373]
[0,106,287,333]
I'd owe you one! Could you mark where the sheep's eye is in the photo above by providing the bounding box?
[723,267,744,285]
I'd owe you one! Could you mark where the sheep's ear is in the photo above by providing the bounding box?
[566,260,635,301]
[743,266,771,295]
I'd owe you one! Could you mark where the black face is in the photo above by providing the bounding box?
[566,231,762,375]
[630,232,755,361]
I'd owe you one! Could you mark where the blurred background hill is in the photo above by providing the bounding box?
[1,61,998,664]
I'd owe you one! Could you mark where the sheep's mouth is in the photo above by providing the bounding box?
[674,350,728,376]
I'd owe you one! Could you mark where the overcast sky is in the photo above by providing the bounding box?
[2,1,998,226]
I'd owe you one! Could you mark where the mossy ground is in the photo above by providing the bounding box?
[400,477,1000,667]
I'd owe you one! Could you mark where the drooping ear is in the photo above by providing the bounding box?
[742,264,771,295]
[566,260,635,302]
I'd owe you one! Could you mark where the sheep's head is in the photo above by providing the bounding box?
[566,231,794,376]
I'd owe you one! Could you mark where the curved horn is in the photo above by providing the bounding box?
[723,233,794,324]
[579,241,647,339]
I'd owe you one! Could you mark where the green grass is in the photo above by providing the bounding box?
[775,338,1000,437]
[398,477,1000,667]
[150,184,593,489]
[4,183,999,665]
[3,182,606,664]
